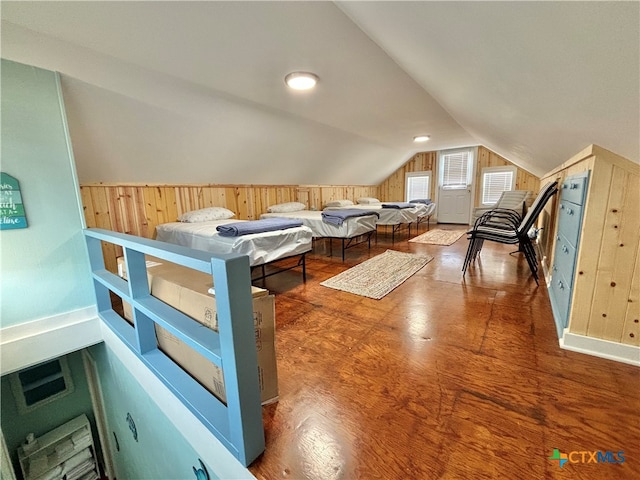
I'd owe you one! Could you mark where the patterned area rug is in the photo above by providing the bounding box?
[320,249,433,299]
[409,228,468,246]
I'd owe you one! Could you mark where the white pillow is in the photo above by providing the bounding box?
[325,200,354,208]
[267,202,306,213]
[357,197,381,205]
[178,207,235,223]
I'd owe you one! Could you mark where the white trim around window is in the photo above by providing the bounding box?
[481,165,517,205]
[404,170,432,202]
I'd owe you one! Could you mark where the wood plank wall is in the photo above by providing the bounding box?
[80,145,539,272]
[540,146,640,346]
[378,151,437,202]
[378,146,540,205]
[81,184,379,272]
[474,146,540,205]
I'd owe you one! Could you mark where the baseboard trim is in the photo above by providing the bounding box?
[0,306,102,375]
[560,331,640,366]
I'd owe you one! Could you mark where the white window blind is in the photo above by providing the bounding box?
[482,168,515,205]
[405,173,431,202]
[441,151,471,189]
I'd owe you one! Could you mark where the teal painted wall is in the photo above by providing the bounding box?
[0,58,95,327]
[89,343,220,480]
[0,351,96,475]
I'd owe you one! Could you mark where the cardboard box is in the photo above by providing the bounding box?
[118,257,278,405]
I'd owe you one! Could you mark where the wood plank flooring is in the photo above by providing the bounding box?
[248,226,639,480]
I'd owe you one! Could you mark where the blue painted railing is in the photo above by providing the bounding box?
[84,228,264,466]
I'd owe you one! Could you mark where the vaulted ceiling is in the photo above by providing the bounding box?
[2,1,638,185]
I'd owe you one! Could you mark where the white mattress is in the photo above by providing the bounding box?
[411,202,436,218]
[155,219,313,267]
[260,210,377,238]
[324,204,420,225]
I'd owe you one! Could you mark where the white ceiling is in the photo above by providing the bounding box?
[1,1,638,185]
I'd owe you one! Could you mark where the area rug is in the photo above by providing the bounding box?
[320,249,433,299]
[409,228,468,246]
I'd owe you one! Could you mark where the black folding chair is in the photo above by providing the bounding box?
[462,181,559,284]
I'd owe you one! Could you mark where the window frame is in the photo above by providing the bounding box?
[10,357,75,414]
[481,165,517,205]
[438,148,475,190]
[404,170,432,203]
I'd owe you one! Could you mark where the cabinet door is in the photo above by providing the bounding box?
[560,173,588,205]
[549,171,589,338]
[557,201,583,247]
[550,269,572,330]
[553,232,578,284]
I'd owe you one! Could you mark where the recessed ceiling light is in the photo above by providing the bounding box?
[285,72,319,90]
[413,135,430,143]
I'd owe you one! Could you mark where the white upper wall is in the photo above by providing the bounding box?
[338,1,640,174]
[1,1,638,184]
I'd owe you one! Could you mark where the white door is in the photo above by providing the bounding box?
[438,186,471,224]
[437,148,475,224]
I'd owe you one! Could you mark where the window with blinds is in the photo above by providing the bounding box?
[405,171,431,202]
[440,150,472,189]
[482,166,516,205]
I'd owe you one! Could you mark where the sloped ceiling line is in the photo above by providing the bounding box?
[1,1,638,185]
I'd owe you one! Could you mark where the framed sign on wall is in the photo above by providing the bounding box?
[1,172,28,230]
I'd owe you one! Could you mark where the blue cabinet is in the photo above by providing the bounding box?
[549,171,589,337]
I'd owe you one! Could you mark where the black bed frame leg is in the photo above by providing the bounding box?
[342,238,346,262]
[302,253,307,282]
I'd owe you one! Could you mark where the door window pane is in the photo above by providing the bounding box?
[441,151,471,189]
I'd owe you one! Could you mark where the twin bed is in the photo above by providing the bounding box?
[154,199,436,281]
[260,208,379,261]
[324,199,433,242]
[155,216,313,282]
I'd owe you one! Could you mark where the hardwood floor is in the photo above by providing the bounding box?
[248,226,639,480]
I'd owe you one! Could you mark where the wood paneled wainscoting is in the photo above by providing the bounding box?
[379,146,540,208]
[80,183,379,272]
[539,145,640,352]
[378,151,438,202]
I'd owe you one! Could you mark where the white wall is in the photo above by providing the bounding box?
[1,22,410,186]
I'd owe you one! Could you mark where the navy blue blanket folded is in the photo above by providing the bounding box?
[216,218,303,237]
[322,208,379,226]
[382,202,415,209]
[409,199,432,205]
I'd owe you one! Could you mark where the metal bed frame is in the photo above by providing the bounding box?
[250,251,309,283]
[318,230,377,261]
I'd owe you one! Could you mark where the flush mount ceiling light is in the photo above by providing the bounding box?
[413,135,430,143]
[285,72,319,90]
